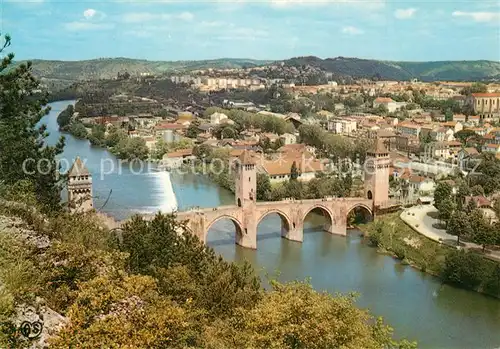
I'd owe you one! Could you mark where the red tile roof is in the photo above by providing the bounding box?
[472,93,500,98]
[375,97,394,103]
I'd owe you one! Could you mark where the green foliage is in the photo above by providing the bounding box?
[441,250,485,290]
[471,153,500,195]
[471,185,485,196]
[256,172,271,200]
[152,138,193,159]
[454,129,477,145]
[111,136,149,160]
[87,124,106,146]
[0,34,65,212]
[290,161,299,180]
[444,109,453,122]
[186,119,202,138]
[434,182,453,212]
[298,124,371,161]
[461,82,488,95]
[49,274,201,348]
[204,280,413,349]
[119,214,261,318]
[438,198,456,225]
[446,211,473,244]
[56,104,74,129]
[469,209,496,252]
[68,122,87,139]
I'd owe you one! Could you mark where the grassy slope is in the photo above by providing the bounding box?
[359,212,450,275]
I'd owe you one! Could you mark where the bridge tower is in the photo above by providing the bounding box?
[364,138,390,209]
[235,151,257,208]
[234,150,257,249]
[67,157,93,213]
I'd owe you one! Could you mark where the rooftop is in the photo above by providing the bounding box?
[68,157,90,177]
[239,150,257,165]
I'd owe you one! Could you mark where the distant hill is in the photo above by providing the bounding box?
[18,56,500,91]
[281,56,500,82]
[17,57,272,89]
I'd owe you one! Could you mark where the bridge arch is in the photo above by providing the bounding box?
[257,209,293,239]
[346,203,373,227]
[302,204,335,234]
[205,215,244,244]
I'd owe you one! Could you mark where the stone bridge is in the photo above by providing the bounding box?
[173,197,374,249]
[127,141,390,250]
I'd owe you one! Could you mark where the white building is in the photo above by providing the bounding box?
[328,118,357,135]
[210,112,229,125]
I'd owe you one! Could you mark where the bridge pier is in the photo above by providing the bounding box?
[282,222,303,243]
[236,226,257,249]
[329,219,347,237]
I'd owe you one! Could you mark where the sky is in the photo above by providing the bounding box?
[1,0,499,62]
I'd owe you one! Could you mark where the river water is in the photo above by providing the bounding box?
[42,101,500,349]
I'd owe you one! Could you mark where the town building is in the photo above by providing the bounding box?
[466,93,500,118]
[373,97,407,113]
[162,148,195,169]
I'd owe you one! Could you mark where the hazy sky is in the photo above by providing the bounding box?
[2,0,499,61]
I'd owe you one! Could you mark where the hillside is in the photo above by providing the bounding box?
[18,57,271,89]
[281,56,500,81]
[18,56,500,90]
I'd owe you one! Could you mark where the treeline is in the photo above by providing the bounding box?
[298,124,373,161]
[56,106,149,160]
[191,147,353,201]
[203,107,296,135]
[432,179,500,251]
[367,215,500,299]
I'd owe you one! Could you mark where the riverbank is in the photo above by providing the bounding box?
[359,213,500,299]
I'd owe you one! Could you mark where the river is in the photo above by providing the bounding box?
[42,101,500,349]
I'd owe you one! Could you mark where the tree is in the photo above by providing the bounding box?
[441,250,485,290]
[256,173,271,201]
[221,126,237,139]
[471,185,485,196]
[0,34,65,211]
[434,182,453,211]
[56,104,74,129]
[192,144,213,160]
[447,211,473,244]
[68,122,88,139]
[186,119,201,138]
[470,209,495,253]
[454,129,476,145]
[456,181,471,209]
[444,109,453,122]
[438,198,456,226]
[290,161,299,180]
[461,83,487,95]
[119,214,261,318]
[204,280,416,349]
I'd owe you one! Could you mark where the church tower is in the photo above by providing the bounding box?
[364,138,390,208]
[67,157,93,213]
[235,150,257,208]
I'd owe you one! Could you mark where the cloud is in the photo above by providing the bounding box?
[394,8,417,19]
[452,11,500,23]
[122,12,167,23]
[122,12,194,23]
[64,22,113,31]
[177,12,194,21]
[341,26,363,35]
[200,21,226,27]
[83,9,97,19]
[268,0,385,9]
